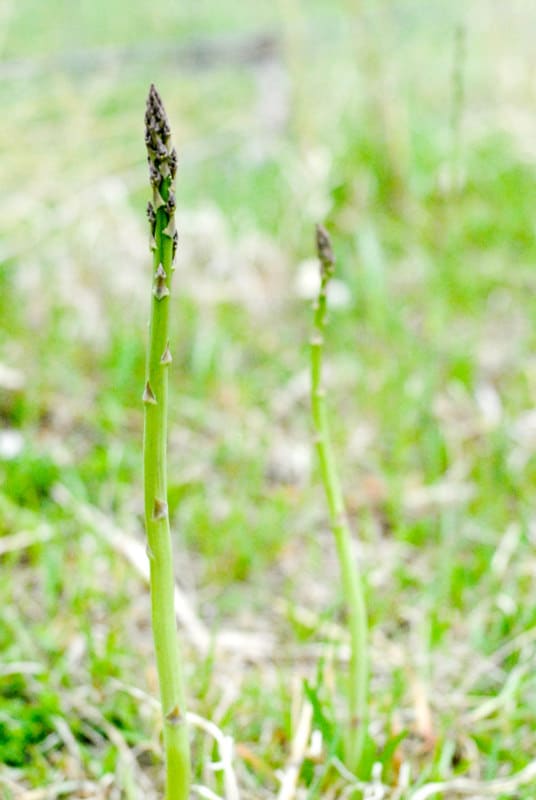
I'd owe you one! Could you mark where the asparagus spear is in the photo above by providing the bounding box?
[143,84,190,799]
[311,225,369,772]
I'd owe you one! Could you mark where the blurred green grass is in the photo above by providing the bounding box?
[1,0,536,796]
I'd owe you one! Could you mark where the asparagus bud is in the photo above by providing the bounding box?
[143,84,191,799]
[315,223,335,278]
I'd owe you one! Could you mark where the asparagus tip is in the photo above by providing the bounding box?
[315,223,335,279]
[145,84,173,184]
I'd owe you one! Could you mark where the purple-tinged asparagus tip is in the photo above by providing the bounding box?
[145,84,175,187]
[315,224,336,278]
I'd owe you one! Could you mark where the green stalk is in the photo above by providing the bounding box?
[143,84,190,799]
[310,225,369,772]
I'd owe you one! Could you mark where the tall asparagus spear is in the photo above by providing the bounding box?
[311,225,369,772]
[143,84,190,799]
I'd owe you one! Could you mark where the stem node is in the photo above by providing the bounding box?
[160,342,173,365]
[152,498,169,521]
[143,381,157,405]
[165,705,184,726]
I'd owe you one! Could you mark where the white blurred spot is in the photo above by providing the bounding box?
[266,437,311,487]
[475,382,502,428]
[0,363,25,391]
[0,429,24,459]
[294,258,351,308]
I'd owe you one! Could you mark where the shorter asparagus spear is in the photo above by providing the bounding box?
[310,224,369,772]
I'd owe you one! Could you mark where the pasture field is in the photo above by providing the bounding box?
[1,2,535,797]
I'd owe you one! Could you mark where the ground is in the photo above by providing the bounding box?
[1,2,536,798]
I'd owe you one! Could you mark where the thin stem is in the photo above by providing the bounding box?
[143,84,190,799]
[310,225,368,773]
